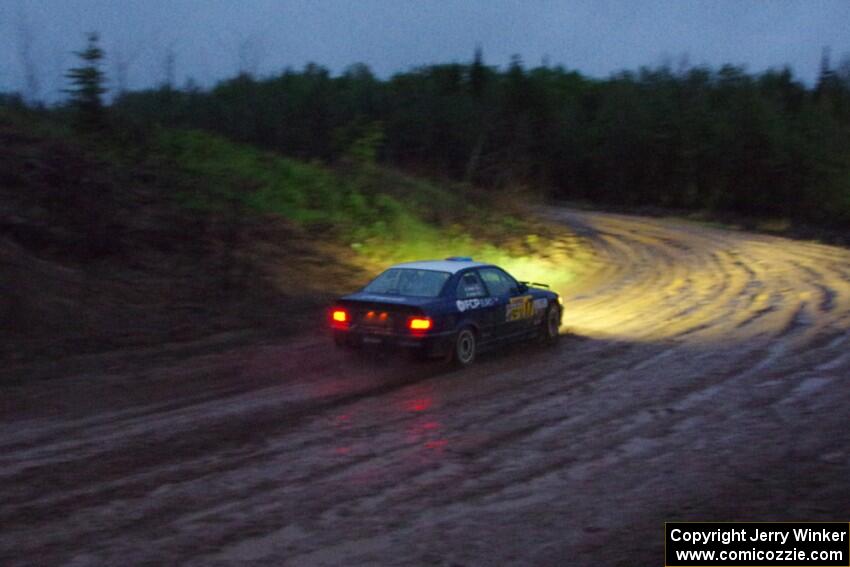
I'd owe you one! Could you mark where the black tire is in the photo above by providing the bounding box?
[453,327,477,367]
[541,304,561,344]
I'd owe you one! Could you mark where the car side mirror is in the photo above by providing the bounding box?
[516,283,528,294]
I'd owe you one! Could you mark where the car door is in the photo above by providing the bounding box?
[454,270,502,343]
[478,267,535,339]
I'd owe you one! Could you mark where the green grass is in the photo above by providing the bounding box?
[147,129,581,285]
[153,129,446,240]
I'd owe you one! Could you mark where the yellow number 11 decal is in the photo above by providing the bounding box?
[507,295,534,321]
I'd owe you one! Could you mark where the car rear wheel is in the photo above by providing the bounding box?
[541,304,560,344]
[453,327,477,367]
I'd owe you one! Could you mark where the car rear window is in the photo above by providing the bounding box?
[363,268,451,298]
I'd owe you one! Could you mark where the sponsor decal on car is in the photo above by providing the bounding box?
[506,295,534,321]
[456,297,498,312]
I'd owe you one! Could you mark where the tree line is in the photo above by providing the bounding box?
[15,35,850,226]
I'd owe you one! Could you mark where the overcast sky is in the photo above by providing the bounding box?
[2,0,849,101]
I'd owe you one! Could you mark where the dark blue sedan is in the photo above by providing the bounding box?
[330,257,562,366]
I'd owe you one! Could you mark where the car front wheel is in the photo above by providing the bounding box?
[541,304,560,344]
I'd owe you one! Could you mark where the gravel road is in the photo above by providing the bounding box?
[3,208,850,566]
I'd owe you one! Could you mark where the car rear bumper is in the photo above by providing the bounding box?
[334,328,455,358]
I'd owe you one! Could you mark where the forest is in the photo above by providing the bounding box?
[106,48,850,226]
[4,40,850,227]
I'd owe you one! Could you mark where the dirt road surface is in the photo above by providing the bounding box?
[3,208,850,566]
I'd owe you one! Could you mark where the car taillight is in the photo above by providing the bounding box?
[408,317,432,332]
[331,308,348,328]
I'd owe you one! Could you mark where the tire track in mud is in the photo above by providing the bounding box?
[3,208,850,566]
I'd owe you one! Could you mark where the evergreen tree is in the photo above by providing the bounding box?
[66,32,107,130]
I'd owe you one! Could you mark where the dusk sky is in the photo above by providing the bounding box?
[2,0,849,101]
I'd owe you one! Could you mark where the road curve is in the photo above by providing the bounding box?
[2,208,850,566]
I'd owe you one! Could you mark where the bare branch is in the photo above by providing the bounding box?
[112,40,144,95]
[237,33,267,78]
[15,5,40,103]
[162,41,178,90]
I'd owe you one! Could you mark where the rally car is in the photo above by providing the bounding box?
[329,257,562,366]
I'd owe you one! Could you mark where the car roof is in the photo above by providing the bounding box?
[389,259,492,274]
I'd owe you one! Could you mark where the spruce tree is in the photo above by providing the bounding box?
[66,32,107,130]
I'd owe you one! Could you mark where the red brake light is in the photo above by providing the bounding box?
[408,317,432,331]
[331,309,348,328]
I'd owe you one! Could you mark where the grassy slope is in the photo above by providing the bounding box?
[1,109,584,368]
[146,128,586,287]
